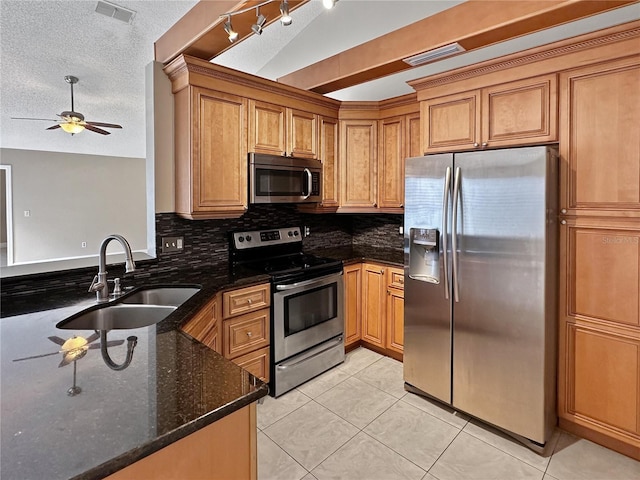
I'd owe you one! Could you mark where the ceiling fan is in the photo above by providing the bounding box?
[12,75,122,135]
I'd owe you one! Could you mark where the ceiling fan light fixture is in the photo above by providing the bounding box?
[60,122,85,134]
[280,0,292,26]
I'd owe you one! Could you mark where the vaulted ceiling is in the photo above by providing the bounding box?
[1,0,638,159]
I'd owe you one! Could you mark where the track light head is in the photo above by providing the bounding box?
[322,0,338,9]
[224,16,238,42]
[252,8,267,35]
[280,0,292,26]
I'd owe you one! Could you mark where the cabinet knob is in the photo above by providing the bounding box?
[381,269,385,274]
[561,220,567,225]
[561,208,567,214]
[247,298,253,304]
[247,331,253,337]
[473,143,479,147]
[482,142,488,147]
[373,203,378,207]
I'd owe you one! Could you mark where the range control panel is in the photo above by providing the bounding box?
[232,227,302,250]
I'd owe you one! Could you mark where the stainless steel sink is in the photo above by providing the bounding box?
[56,285,201,331]
[120,286,200,307]
[57,304,178,330]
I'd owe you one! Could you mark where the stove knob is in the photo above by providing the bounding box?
[246,235,252,242]
[288,231,293,237]
[293,231,299,236]
[238,236,244,243]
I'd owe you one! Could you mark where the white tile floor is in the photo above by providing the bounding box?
[257,348,640,480]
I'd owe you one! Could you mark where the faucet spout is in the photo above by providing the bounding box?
[89,234,136,303]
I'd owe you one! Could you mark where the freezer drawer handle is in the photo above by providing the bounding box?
[451,167,461,303]
[442,166,451,300]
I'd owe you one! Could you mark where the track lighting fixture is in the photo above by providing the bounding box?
[223,16,238,43]
[252,8,267,35]
[280,0,292,26]
[221,0,340,42]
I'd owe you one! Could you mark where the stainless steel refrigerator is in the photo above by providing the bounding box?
[403,146,558,450]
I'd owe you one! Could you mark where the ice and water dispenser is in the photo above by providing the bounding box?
[409,228,440,283]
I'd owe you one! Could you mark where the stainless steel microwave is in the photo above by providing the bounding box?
[249,153,322,204]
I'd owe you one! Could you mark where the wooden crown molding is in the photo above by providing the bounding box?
[409,20,640,92]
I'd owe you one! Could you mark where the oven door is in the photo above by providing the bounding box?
[272,272,344,363]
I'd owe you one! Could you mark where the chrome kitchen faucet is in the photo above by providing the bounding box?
[88,234,136,303]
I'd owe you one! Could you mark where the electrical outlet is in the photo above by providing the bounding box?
[399,226,403,235]
[24,210,30,217]
[161,236,184,253]
[81,241,87,248]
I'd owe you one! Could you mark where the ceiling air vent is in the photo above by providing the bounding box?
[95,0,136,24]
[403,42,466,67]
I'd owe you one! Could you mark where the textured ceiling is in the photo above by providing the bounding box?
[1,0,638,160]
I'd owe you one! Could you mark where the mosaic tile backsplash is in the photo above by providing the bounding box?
[1,205,402,299]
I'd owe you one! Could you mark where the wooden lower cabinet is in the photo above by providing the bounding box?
[106,404,257,480]
[344,263,362,349]
[559,219,640,459]
[180,295,221,354]
[344,262,404,359]
[233,347,270,382]
[361,263,386,348]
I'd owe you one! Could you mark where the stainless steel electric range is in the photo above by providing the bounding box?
[230,227,345,397]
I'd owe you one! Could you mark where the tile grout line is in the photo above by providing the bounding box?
[258,431,310,479]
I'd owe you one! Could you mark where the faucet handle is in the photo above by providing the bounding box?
[112,278,122,296]
[88,275,100,293]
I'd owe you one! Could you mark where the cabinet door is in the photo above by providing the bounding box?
[319,116,339,207]
[248,100,286,156]
[222,309,270,360]
[340,120,377,208]
[233,346,270,382]
[406,112,422,158]
[378,116,405,208]
[289,109,318,159]
[386,287,404,355]
[344,263,362,347]
[422,90,480,153]
[560,59,640,215]
[186,88,247,217]
[181,295,221,354]
[361,263,386,348]
[481,74,557,148]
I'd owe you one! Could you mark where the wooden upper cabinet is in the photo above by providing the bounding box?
[560,58,640,215]
[248,100,318,159]
[422,74,557,153]
[340,119,377,208]
[422,90,480,153]
[289,108,318,159]
[248,100,286,156]
[319,116,339,207]
[378,116,405,208]
[406,112,422,158]
[174,87,247,219]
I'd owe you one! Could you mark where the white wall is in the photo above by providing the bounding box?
[1,148,146,264]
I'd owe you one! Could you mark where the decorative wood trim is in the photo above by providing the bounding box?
[559,417,640,461]
[409,22,640,92]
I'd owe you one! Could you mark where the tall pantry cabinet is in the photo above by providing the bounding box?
[557,55,640,460]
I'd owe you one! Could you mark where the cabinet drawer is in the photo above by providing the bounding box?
[223,283,270,318]
[387,268,405,290]
[233,347,270,382]
[223,309,270,359]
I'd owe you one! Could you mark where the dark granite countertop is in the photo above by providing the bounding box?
[0,266,270,480]
[0,248,401,479]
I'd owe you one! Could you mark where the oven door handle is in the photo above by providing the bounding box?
[276,336,344,369]
[275,271,343,291]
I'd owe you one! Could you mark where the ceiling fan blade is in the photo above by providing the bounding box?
[85,332,100,344]
[84,124,110,135]
[46,124,61,130]
[48,335,68,346]
[11,117,58,122]
[86,121,122,129]
[13,351,59,362]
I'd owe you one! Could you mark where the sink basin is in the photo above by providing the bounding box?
[120,286,200,307]
[57,304,177,330]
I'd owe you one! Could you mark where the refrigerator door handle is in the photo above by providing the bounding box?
[442,166,451,300]
[451,166,461,303]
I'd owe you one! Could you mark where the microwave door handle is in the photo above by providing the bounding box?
[301,168,312,199]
